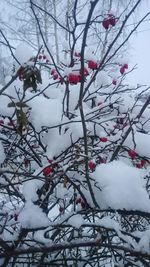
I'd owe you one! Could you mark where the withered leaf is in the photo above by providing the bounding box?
[8,102,29,108]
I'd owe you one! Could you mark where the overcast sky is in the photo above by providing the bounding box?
[128,1,150,86]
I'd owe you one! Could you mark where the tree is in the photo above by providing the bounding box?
[0,0,150,266]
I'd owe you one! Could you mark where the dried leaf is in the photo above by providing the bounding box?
[8,102,29,108]
[16,109,28,135]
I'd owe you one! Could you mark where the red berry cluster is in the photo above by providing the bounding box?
[38,54,49,63]
[102,13,116,30]
[51,69,64,84]
[50,65,90,85]
[88,60,98,70]
[76,197,86,209]
[128,149,146,169]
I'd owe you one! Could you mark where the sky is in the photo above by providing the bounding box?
[127,1,150,86]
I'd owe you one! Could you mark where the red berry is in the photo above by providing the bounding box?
[123,63,128,69]
[68,73,80,84]
[136,163,142,169]
[108,14,116,26]
[97,101,103,106]
[51,69,56,75]
[53,73,58,80]
[128,150,136,160]
[43,55,46,60]
[102,18,110,30]
[32,144,39,149]
[7,121,13,127]
[120,66,125,75]
[74,52,81,57]
[78,75,82,82]
[14,214,18,221]
[123,123,128,128]
[141,159,146,167]
[88,60,98,70]
[24,159,30,167]
[88,161,95,170]
[81,201,86,209]
[0,119,4,125]
[99,137,108,142]
[38,55,42,60]
[59,77,64,84]
[43,166,53,176]
[76,197,82,204]
[59,206,64,213]
[46,59,49,63]
[117,118,124,124]
[112,79,117,85]
[96,157,106,164]
[48,159,53,164]
[80,67,89,76]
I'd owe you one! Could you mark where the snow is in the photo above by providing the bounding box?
[15,43,33,65]
[22,168,44,202]
[19,201,49,229]
[46,119,83,158]
[136,230,150,253]
[28,95,63,130]
[56,183,69,199]
[34,229,51,244]
[62,40,70,51]
[94,160,150,211]
[97,217,120,231]
[68,214,84,228]
[95,70,111,87]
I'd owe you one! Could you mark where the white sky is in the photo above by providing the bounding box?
[128,1,150,86]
